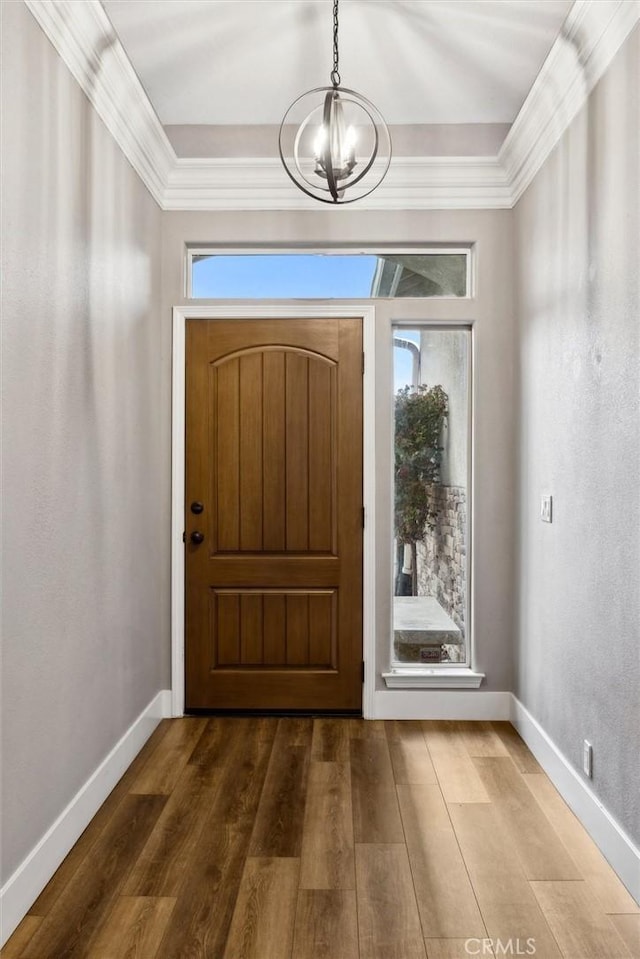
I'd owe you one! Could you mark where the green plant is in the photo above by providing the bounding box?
[394,384,448,544]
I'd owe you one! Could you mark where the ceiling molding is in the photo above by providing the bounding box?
[164,157,512,211]
[24,0,640,212]
[24,0,175,207]
[500,0,640,205]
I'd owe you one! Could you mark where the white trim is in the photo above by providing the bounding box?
[371,689,511,720]
[500,0,640,204]
[24,0,639,211]
[382,668,485,689]
[511,695,640,906]
[0,689,171,947]
[170,310,186,718]
[24,0,175,208]
[164,156,512,211]
[171,305,377,719]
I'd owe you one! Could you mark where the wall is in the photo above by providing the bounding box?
[164,122,510,158]
[161,208,517,691]
[515,24,640,845]
[0,2,168,883]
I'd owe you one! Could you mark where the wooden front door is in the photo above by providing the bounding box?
[185,318,363,711]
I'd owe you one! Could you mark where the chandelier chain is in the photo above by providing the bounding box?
[331,0,341,87]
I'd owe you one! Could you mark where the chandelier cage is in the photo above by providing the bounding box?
[279,0,392,204]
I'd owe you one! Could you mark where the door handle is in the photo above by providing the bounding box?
[190,501,204,514]
[190,531,205,545]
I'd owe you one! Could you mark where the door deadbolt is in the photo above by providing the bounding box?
[190,501,204,514]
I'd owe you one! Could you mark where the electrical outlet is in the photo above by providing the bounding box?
[541,495,553,523]
[583,740,593,778]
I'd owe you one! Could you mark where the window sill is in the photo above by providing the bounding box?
[382,668,485,689]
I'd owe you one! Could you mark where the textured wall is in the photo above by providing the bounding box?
[1,2,168,882]
[515,25,640,844]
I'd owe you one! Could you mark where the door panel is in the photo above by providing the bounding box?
[185,318,363,711]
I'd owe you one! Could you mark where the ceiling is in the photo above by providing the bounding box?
[102,0,573,127]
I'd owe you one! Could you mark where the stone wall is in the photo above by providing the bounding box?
[416,485,467,662]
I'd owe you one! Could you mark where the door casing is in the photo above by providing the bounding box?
[171,304,377,717]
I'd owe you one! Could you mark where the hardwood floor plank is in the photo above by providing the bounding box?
[123,764,219,897]
[154,825,250,959]
[425,941,494,959]
[300,762,354,890]
[473,757,581,880]
[87,896,176,959]
[293,890,358,959]
[274,716,313,747]
[130,719,208,795]
[448,802,564,959]
[477,902,565,959]
[155,736,273,959]
[349,718,386,740]
[356,844,427,959]
[490,722,542,773]
[21,794,167,959]
[350,739,404,843]
[222,858,299,959]
[199,734,273,836]
[448,801,539,907]
[386,721,438,784]
[0,916,43,958]
[248,740,309,857]
[531,880,633,958]
[524,773,640,913]
[611,915,640,958]
[311,718,350,761]
[28,721,170,917]
[397,784,485,939]
[187,717,252,769]
[422,722,490,803]
[253,717,279,743]
[458,721,510,758]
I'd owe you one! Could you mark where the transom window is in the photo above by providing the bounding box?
[187,250,470,299]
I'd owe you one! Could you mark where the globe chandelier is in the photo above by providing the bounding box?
[279,0,392,204]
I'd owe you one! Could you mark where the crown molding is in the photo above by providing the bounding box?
[164,156,512,211]
[500,0,640,205]
[24,0,175,207]
[24,0,640,212]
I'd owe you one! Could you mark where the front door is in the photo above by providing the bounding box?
[185,317,363,711]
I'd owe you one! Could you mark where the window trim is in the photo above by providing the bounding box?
[185,245,473,300]
[388,321,475,678]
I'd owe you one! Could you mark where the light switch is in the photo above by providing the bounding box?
[541,495,553,523]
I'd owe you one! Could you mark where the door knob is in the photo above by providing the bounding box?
[190,501,204,514]
[190,531,205,545]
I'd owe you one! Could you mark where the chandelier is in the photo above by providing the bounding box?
[279,0,392,204]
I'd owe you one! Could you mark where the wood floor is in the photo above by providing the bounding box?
[3,719,639,959]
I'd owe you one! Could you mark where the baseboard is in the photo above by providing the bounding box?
[0,689,172,947]
[510,695,640,906]
[370,689,512,720]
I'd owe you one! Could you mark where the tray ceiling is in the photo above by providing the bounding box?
[102,0,572,126]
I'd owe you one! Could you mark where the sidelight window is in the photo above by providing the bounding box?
[392,326,471,668]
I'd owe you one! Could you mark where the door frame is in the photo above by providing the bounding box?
[171,304,377,717]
